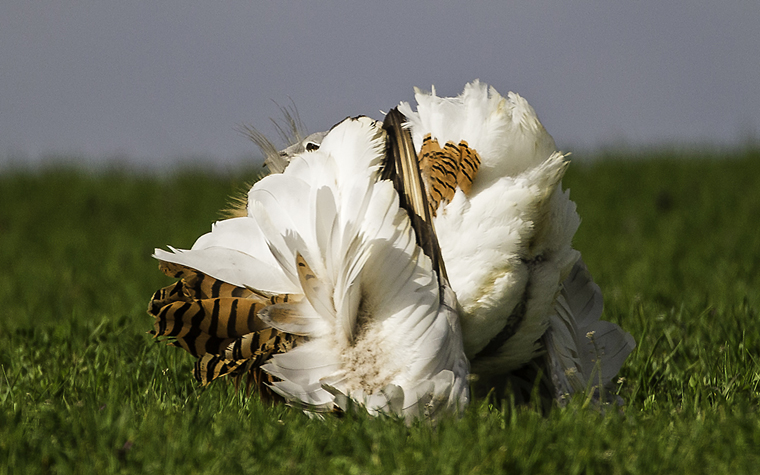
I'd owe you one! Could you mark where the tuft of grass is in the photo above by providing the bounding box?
[1,151,759,474]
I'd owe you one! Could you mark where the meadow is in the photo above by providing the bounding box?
[1,149,759,473]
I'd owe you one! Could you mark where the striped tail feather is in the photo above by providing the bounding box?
[148,261,301,390]
[194,327,300,389]
[152,261,260,300]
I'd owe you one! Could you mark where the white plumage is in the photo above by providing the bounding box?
[154,116,469,420]
[397,80,634,395]
[250,80,635,400]
[149,79,635,417]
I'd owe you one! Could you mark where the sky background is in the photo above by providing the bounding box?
[2,1,758,168]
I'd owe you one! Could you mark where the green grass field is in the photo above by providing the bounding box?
[1,150,759,474]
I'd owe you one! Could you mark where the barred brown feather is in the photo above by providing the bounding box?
[148,261,301,393]
[456,141,480,195]
[418,134,481,216]
[194,328,300,386]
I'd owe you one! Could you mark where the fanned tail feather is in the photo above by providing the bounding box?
[258,114,469,420]
[149,115,469,421]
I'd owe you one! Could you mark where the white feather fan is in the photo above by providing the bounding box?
[154,116,469,420]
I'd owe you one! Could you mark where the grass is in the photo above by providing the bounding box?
[1,150,759,473]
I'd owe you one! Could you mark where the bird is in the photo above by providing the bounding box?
[252,80,635,403]
[148,111,469,421]
[149,80,635,412]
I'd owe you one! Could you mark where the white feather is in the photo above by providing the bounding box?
[398,81,633,390]
[158,115,469,420]
[398,79,557,188]
[255,80,634,402]
[152,216,298,294]
[399,81,578,364]
[161,79,634,409]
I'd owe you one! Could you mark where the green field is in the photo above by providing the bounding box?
[1,150,759,473]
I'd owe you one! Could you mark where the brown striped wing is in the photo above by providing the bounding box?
[418,134,481,216]
[194,328,299,387]
[148,261,302,392]
[149,297,269,356]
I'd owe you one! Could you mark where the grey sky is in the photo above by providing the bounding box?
[1,1,758,167]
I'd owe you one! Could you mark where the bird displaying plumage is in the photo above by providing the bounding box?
[149,113,469,421]
[148,79,635,417]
